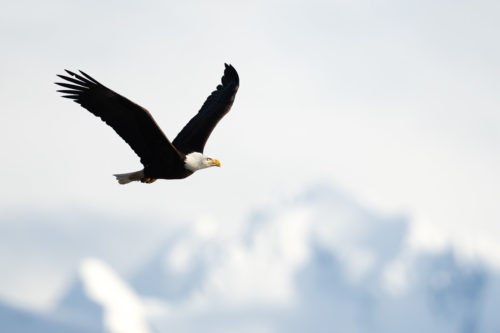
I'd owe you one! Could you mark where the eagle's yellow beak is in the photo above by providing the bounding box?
[212,159,221,167]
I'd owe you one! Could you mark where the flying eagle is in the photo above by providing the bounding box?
[56,64,239,184]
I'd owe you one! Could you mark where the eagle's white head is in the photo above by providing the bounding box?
[184,152,221,172]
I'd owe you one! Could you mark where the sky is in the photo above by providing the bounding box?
[0,0,499,314]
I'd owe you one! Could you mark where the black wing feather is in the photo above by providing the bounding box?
[172,64,239,154]
[56,70,183,168]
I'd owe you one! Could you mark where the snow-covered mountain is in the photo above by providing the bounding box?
[56,258,151,333]
[0,300,87,333]
[2,183,499,332]
[125,184,500,333]
[55,272,104,333]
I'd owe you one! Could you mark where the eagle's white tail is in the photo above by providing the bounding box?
[113,170,144,185]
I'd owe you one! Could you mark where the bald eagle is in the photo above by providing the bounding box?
[56,64,239,184]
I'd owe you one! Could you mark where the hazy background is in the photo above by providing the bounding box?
[0,0,499,332]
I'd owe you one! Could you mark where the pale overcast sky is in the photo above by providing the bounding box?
[0,0,499,308]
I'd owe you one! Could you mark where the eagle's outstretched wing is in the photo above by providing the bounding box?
[173,64,239,154]
[56,70,184,168]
